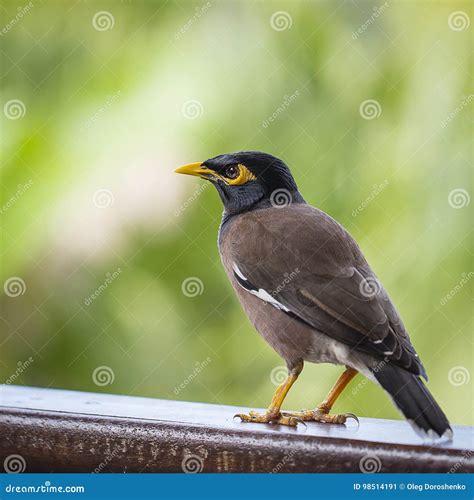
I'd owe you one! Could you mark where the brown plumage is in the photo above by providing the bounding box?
[175,151,452,441]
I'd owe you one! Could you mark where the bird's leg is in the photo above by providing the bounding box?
[235,362,303,427]
[284,367,359,424]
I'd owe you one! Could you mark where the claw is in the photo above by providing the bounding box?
[314,409,360,425]
[291,417,307,428]
[344,412,360,426]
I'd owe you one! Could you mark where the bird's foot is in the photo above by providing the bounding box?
[234,409,301,427]
[283,404,358,425]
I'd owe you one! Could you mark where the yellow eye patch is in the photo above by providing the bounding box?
[225,164,257,186]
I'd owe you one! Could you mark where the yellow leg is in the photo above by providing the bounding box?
[284,367,359,424]
[235,362,303,427]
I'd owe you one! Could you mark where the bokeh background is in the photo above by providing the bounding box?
[1,1,472,426]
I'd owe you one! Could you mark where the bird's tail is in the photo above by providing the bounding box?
[373,363,452,441]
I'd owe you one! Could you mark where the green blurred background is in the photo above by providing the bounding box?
[1,1,472,426]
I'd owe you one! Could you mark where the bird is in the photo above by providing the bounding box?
[175,151,452,441]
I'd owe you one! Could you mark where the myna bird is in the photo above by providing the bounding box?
[175,151,452,441]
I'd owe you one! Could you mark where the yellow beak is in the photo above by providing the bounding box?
[174,162,209,178]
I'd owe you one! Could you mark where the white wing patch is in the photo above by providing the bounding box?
[251,287,290,312]
[232,262,247,281]
[232,262,290,312]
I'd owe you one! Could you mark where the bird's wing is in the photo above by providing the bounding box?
[227,204,426,377]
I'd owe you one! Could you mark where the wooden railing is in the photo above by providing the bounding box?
[0,385,472,473]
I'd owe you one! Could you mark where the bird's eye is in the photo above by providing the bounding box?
[225,165,240,179]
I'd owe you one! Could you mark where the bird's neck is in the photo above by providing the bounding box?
[218,190,305,245]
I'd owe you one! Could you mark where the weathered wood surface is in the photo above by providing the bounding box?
[1,385,472,473]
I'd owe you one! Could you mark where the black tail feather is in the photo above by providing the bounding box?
[373,362,452,440]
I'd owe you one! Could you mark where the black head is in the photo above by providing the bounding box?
[175,151,304,214]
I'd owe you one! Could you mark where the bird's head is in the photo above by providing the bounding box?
[175,151,304,214]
